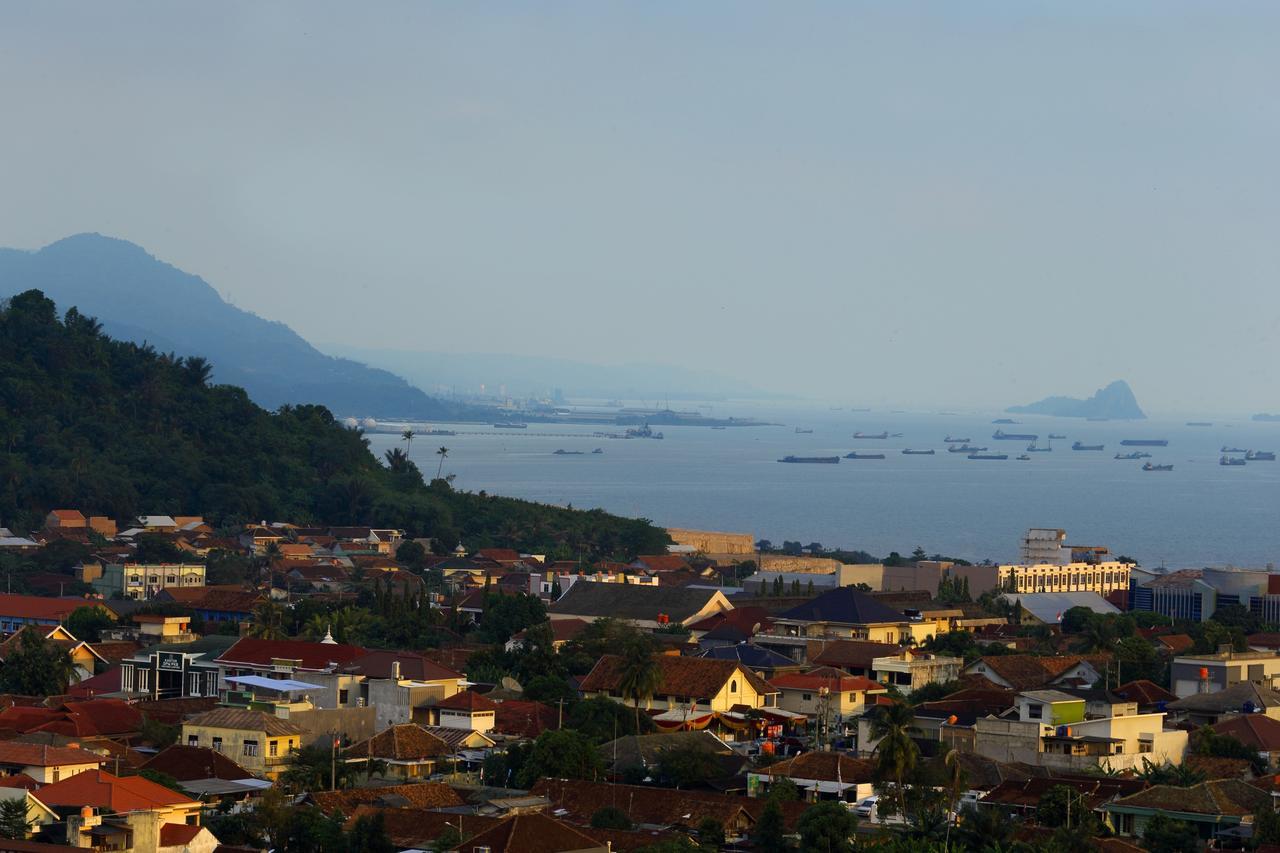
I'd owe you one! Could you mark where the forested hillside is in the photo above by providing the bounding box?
[0,290,669,558]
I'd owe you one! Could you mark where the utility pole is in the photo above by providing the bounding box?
[330,731,337,791]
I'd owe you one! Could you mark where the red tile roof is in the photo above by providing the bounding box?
[768,668,885,693]
[140,745,255,781]
[307,782,463,815]
[1114,680,1178,707]
[37,769,196,811]
[0,594,99,621]
[758,751,875,784]
[436,690,498,712]
[159,824,203,846]
[1211,714,1280,751]
[0,773,39,790]
[1108,779,1271,817]
[340,650,462,682]
[459,813,604,853]
[0,700,143,738]
[67,667,123,699]
[1156,634,1194,655]
[344,725,451,761]
[631,555,691,573]
[809,640,901,670]
[686,606,773,635]
[216,637,366,671]
[493,700,560,739]
[0,742,103,768]
[580,654,774,702]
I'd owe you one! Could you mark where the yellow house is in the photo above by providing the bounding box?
[765,586,942,646]
[578,654,778,713]
[180,708,303,780]
[0,625,106,684]
[767,667,889,718]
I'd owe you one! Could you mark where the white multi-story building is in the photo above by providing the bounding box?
[1022,528,1069,565]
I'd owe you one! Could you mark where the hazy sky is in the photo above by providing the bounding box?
[2,3,1278,413]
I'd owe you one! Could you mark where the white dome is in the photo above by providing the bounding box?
[361,417,378,429]
[343,417,359,429]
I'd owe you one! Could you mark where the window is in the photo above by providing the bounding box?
[212,737,223,752]
[338,689,349,705]
[269,741,279,757]
[1028,703,1043,720]
[187,735,198,747]
[730,680,738,693]
[52,769,60,782]
[244,740,259,757]
[166,575,176,584]
[802,693,812,701]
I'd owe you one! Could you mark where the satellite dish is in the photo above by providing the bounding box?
[501,676,523,693]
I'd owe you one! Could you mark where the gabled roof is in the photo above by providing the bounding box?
[140,745,255,781]
[36,769,197,812]
[459,813,605,853]
[184,708,304,737]
[1156,634,1194,654]
[340,650,463,681]
[757,751,875,784]
[307,782,463,815]
[215,637,366,671]
[0,594,99,621]
[777,587,905,626]
[579,654,774,702]
[982,775,1144,810]
[345,725,451,761]
[531,778,811,831]
[549,583,727,624]
[159,824,204,846]
[154,587,261,613]
[1107,779,1271,817]
[1210,714,1280,751]
[1167,682,1280,714]
[1114,680,1178,706]
[963,655,1102,691]
[999,592,1119,623]
[0,699,143,738]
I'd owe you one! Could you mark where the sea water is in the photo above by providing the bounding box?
[369,403,1280,567]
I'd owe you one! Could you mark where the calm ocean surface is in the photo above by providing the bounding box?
[367,403,1280,567]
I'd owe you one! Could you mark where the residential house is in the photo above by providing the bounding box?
[579,654,778,719]
[1103,779,1272,843]
[997,591,1119,625]
[180,709,304,780]
[1114,680,1179,713]
[44,509,86,529]
[431,691,497,733]
[0,595,112,633]
[1170,649,1280,698]
[83,562,207,601]
[1209,714,1280,770]
[972,689,1188,772]
[152,586,261,623]
[1165,682,1280,726]
[596,731,739,782]
[491,700,559,740]
[334,650,468,730]
[505,618,590,653]
[962,655,1107,691]
[0,781,60,838]
[139,745,259,787]
[0,742,103,784]
[976,775,1144,824]
[0,625,105,684]
[686,607,773,644]
[0,700,144,741]
[693,644,805,678]
[343,724,456,780]
[39,769,204,842]
[807,640,901,675]
[747,752,875,803]
[768,668,888,721]
[212,637,367,692]
[762,587,945,650]
[871,648,964,692]
[305,782,464,816]
[239,525,286,555]
[548,583,733,630]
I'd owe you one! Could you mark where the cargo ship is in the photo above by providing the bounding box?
[844,452,885,460]
[1246,450,1276,461]
[1220,455,1246,466]
[948,444,986,453]
[1115,451,1151,460]
[968,453,1008,460]
[902,449,936,455]
[1221,446,1247,454]
[1120,439,1168,447]
[1016,454,1031,461]
[1186,422,1212,427]
[1025,441,1052,452]
[778,455,839,464]
[993,429,1038,441]
[1143,463,1174,471]
[943,436,970,444]
[853,431,889,439]
[1049,433,1067,440]
[494,422,528,429]
[553,449,584,455]
[625,425,664,439]
[1072,442,1104,451]
[795,428,814,434]
[992,418,1019,424]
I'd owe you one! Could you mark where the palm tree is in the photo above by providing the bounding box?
[384,447,410,473]
[943,748,967,850]
[435,446,449,479]
[401,429,415,456]
[956,804,1016,852]
[869,700,920,823]
[248,601,287,640]
[616,639,662,733]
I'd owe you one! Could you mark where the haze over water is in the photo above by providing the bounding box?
[371,403,1280,567]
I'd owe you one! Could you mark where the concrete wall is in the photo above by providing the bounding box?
[667,529,755,557]
[759,556,844,574]
[291,706,378,747]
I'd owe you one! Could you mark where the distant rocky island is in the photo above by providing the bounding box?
[1007,380,1146,420]
[1255,413,1280,423]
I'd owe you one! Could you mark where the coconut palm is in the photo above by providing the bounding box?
[401,429,415,455]
[869,700,920,823]
[384,447,410,473]
[248,601,288,640]
[616,639,662,733]
[435,446,449,479]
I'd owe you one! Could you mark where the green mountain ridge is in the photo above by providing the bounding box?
[0,290,668,558]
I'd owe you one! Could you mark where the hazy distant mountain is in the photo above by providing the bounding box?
[0,234,468,418]
[1007,380,1147,420]
[322,343,771,402]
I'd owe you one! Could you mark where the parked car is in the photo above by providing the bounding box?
[854,795,879,821]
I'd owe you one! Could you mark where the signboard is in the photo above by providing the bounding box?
[157,652,185,673]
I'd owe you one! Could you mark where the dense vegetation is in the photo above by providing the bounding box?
[0,290,668,558]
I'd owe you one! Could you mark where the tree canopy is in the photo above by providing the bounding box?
[0,290,669,559]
